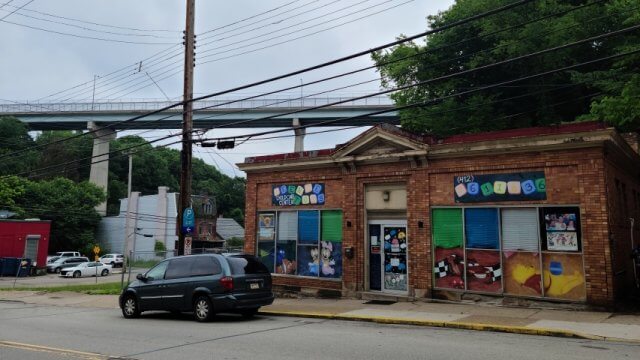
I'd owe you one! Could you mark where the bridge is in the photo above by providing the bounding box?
[0,96,398,130]
[1,96,399,216]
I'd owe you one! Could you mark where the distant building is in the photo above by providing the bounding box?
[96,187,220,257]
[0,219,51,271]
[215,217,244,242]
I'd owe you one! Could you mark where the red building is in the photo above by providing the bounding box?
[0,220,51,270]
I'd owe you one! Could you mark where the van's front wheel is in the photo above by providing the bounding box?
[193,295,213,322]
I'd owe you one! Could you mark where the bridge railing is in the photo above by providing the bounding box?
[0,96,394,114]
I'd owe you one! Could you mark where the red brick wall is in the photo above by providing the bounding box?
[603,144,640,300]
[244,146,621,305]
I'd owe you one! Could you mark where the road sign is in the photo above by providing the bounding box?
[184,236,192,255]
[182,207,195,235]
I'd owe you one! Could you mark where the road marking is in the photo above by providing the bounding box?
[0,340,125,360]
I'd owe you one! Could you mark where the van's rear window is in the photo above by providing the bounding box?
[227,256,270,274]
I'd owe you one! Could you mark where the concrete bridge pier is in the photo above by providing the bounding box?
[293,118,306,152]
[88,122,116,216]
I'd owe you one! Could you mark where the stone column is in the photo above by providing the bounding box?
[88,122,116,216]
[293,118,306,152]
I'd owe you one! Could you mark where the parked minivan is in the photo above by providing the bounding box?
[119,254,273,322]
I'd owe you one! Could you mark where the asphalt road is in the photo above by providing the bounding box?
[0,301,638,360]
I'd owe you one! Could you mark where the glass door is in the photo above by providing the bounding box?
[382,224,408,292]
[368,220,408,293]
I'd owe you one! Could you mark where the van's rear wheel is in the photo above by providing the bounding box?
[193,295,213,322]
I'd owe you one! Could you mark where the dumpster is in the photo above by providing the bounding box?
[0,258,31,276]
[1,257,18,276]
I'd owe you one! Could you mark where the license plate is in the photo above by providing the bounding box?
[250,283,260,289]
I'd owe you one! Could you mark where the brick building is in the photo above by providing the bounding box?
[238,122,640,307]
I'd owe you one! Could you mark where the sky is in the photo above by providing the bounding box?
[0,0,455,177]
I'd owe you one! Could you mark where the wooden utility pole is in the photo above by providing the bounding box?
[178,0,195,256]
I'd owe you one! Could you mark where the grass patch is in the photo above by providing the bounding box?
[0,282,123,295]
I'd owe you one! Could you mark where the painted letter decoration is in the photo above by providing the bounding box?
[454,172,546,203]
[272,183,325,206]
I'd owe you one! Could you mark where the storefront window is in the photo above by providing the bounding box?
[540,207,585,300]
[257,210,343,279]
[464,208,501,293]
[432,208,465,290]
[432,206,585,300]
[502,208,542,296]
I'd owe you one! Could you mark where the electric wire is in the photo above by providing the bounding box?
[0,0,33,21]
[13,43,640,180]
[0,7,177,39]
[1,2,180,33]
[0,0,534,161]
[0,18,180,45]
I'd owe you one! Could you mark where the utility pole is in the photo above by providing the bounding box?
[177,0,195,256]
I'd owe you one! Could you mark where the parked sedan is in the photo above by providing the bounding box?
[59,261,112,278]
[47,257,89,273]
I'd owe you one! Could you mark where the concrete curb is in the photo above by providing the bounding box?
[259,309,640,344]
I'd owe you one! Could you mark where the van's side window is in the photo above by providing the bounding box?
[165,258,192,279]
[146,261,169,281]
[191,256,222,277]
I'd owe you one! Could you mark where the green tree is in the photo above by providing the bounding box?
[106,135,246,221]
[0,176,28,216]
[34,130,94,181]
[17,177,105,252]
[0,116,40,176]
[373,0,640,136]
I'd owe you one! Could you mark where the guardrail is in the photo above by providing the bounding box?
[0,96,395,114]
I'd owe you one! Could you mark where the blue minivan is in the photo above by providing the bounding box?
[120,254,274,322]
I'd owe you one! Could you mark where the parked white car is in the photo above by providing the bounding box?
[59,262,112,278]
[99,253,124,268]
[47,251,82,264]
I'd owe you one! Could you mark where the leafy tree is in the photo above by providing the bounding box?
[33,130,94,181]
[17,178,105,252]
[372,0,640,136]
[0,176,28,216]
[105,136,246,223]
[0,116,40,176]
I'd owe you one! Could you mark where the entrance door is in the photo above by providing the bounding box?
[368,220,408,293]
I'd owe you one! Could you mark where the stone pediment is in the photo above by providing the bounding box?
[331,125,428,166]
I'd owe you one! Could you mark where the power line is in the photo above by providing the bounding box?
[198,0,414,62]
[1,3,180,33]
[0,7,177,39]
[195,22,640,136]
[0,18,180,45]
[202,47,640,143]
[198,0,306,36]
[197,0,342,45]
[0,0,33,21]
[25,0,624,125]
[0,0,533,160]
[15,41,640,181]
[35,45,182,102]
[32,1,317,102]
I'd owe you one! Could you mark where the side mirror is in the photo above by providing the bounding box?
[136,273,146,281]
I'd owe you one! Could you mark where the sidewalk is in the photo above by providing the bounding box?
[1,290,639,343]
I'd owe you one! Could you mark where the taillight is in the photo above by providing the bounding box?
[220,276,233,291]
